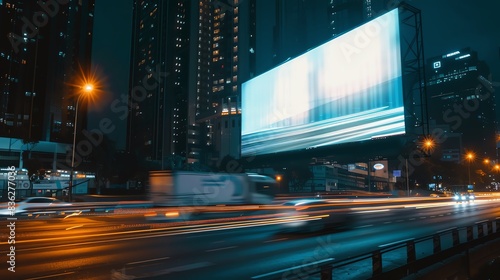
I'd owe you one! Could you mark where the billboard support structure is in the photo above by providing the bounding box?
[398,3,428,139]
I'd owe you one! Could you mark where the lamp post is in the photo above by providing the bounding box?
[69,84,94,202]
[466,152,474,186]
[276,175,282,193]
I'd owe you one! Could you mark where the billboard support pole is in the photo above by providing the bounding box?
[406,157,410,196]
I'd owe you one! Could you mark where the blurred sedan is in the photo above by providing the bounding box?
[453,192,475,203]
[0,197,72,216]
[279,199,352,233]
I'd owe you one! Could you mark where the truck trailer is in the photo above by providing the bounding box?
[148,171,277,206]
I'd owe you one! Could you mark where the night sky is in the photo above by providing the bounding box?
[413,0,500,78]
[90,0,133,149]
[89,0,500,150]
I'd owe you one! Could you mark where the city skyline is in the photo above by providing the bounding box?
[89,0,500,150]
[1,0,498,171]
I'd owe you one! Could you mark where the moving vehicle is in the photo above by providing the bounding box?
[279,199,352,233]
[451,185,475,203]
[0,197,72,215]
[454,192,475,203]
[148,171,276,207]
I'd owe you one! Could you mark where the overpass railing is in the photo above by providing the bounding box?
[258,218,500,280]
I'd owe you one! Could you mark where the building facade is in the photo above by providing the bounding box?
[127,0,191,169]
[426,48,496,161]
[189,0,256,167]
[0,0,95,169]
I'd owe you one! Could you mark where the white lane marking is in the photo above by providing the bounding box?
[379,238,414,248]
[127,256,170,265]
[251,258,334,279]
[354,224,373,229]
[65,225,84,231]
[352,209,390,214]
[152,262,213,275]
[264,238,288,243]
[205,246,237,252]
[26,272,75,280]
[383,221,391,224]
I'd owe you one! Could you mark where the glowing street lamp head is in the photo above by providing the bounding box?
[69,64,107,105]
[424,139,433,149]
[83,84,94,92]
[466,153,474,161]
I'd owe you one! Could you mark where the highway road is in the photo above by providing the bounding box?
[0,197,499,279]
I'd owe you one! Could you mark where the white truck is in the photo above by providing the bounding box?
[148,171,276,207]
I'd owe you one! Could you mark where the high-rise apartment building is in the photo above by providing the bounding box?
[127,0,257,169]
[0,0,95,168]
[127,0,191,168]
[190,0,255,166]
[0,0,94,143]
[426,48,496,161]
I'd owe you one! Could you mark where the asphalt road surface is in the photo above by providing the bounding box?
[1,197,499,280]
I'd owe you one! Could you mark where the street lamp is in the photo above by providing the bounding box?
[466,152,474,186]
[68,84,94,201]
[420,136,435,157]
[276,175,282,193]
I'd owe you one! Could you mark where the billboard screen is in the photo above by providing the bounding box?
[241,9,404,157]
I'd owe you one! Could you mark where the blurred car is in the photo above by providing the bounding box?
[429,191,445,198]
[453,192,475,203]
[279,199,352,233]
[0,197,72,216]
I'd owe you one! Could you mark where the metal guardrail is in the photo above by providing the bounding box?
[260,218,500,280]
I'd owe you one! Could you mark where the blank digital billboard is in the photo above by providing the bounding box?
[241,9,404,157]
